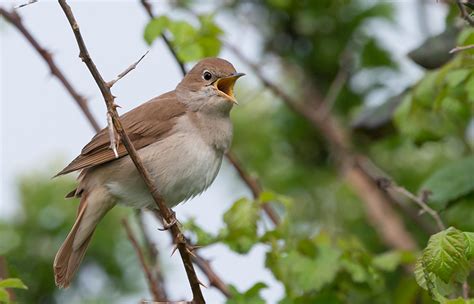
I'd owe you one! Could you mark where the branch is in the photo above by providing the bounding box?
[3,5,233,300]
[225,42,418,251]
[57,1,204,302]
[138,1,281,227]
[150,211,232,298]
[449,44,474,53]
[456,0,474,26]
[106,50,149,88]
[377,178,446,231]
[0,6,172,298]
[123,219,167,301]
[140,0,187,76]
[0,8,101,132]
[14,0,38,9]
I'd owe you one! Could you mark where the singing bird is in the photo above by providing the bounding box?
[53,58,244,288]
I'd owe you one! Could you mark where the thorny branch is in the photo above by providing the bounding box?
[0,8,101,132]
[57,1,204,302]
[2,5,234,300]
[0,6,170,300]
[106,50,150,88]
[377,178,446,232]
[139,0,281,226]
[123,219,166,301]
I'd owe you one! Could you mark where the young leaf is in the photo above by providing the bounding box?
[421,157,474,210]
[221,198,260,253]
[0,289,9,303]
[423,227,470,283]
[144,16,170,45]
[0,278,28,290]
[226,282,267,304]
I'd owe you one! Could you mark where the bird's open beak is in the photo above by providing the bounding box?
[213,72,245,104]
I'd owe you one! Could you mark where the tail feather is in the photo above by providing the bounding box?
[54,197,89,288]
[54,188,114,288]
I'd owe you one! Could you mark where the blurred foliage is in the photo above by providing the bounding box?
[144,14,222,62]
[0,172,143,303]
[0,278,27,303]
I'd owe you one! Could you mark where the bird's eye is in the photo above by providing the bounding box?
[203,71,213,81]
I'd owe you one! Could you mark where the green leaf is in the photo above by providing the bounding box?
[0,289,9,303]
[226,282,267,304]
[168,20,197,45]
[182,218,218,246]
[360,38,395,68]
[221,198,260,253]
[414,257,428,290]
[266,244,341,294]
[0,278,27,290]
[372,251,414,272]
[445,69,470,88]
[144,16,170,45]
[177,44,204,63]
[423,227,470,283]
[463,232,474,259]
[421,157,474,210]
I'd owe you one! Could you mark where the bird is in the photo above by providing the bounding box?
[53,57,244,288]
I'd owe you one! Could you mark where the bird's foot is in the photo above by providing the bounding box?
[158,210,178,231]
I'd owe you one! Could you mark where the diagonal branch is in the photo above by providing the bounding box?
[0,7,101,132]
[138,0,281,226]
[377,178,446,231]
[57,1,204,302]
[2,5,234,300]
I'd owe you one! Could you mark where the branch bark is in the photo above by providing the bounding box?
[2,6,234,300]
[0,8,101,132]
[57,1,204,302]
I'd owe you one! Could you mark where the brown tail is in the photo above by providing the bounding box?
[53,189,114,288]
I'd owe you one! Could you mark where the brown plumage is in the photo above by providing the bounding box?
[55,91,186,176]
[53,57,242,288]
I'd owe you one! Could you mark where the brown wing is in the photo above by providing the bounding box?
[55,91,186,177]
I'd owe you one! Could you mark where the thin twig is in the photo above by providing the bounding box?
[57,1,205,302]
[107,50,150,88]
[0,8,101,132]
[456,0,474,26]
[107,112,120,158]
[3,5,232,300]
[123,218,166,302]
[14,0,38,9]
[449,44,474,53]
[377,178,446,231]
[138,0,281,227]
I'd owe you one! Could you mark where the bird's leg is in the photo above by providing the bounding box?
[158,210,178,231]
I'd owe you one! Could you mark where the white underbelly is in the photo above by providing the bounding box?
[105,132,223,209]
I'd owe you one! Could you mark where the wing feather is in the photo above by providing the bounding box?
[55,91,186,176]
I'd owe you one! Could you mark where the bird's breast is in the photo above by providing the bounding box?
[106,115,227,208]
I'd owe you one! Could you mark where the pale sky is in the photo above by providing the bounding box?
[0,0,445,303]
